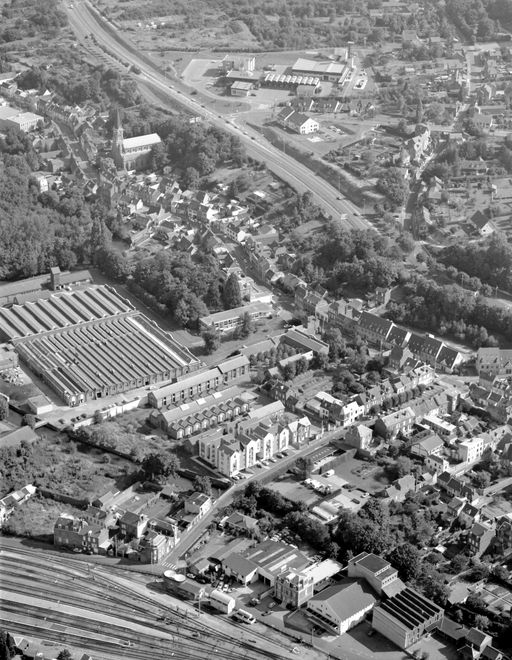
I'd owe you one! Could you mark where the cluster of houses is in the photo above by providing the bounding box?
[53,483,214,563]
[198,401,311,478]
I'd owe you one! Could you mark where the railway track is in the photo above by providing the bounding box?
[0,546,299,660]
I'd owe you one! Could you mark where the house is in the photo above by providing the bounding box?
[466,520,496,557]
[184,492,212,519]
[471,210,496,237]
[494,515,512,552]
[222,552,259,585]
[459,628,500,660]
[0,484,36,527]
[306,579,377,635]
[372,587,444,649]
[357,312,393,347]
[54,513,110,554]
[277,108,319,134]
[476,347,512,377]
[380,475,416,502]
[345,424,373,451]
[410,432,444,458]
[223,511,259,537]
[119,511,148,539]
[374,407,416,440]
[274,569,315,608]
[458,437,485,464]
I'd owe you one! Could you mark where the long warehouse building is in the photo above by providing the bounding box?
[0,286,200,406]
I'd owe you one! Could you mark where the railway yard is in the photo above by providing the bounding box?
[0,542,319,660]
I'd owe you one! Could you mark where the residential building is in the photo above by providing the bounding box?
[494,515,512,552]
[345,424,373,451]
[374,407,416,440]
[458,627,504,660]
[274,569,315,608]
[184,492,212,519]
[222,512,259,537]
[277,108,319,134]
[306,580,376,635]
[466,520,496,556]
[54,514,110,554]
[458,437,485,464]
[151,387,252,438]
[476,347,512,377]
[0,484,36,527]
[410,432,444,458]
[119,511,148,539]
[372,587,443,649]
[358,312,393,347]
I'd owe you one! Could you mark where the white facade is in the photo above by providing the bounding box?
[199,416,310,477]
[458,437,485,464]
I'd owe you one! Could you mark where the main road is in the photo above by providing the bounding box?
[65,0,371,231]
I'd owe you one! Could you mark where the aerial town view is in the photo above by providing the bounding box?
[4,0,512,659]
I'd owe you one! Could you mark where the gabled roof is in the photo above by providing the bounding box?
[308,579,376,621]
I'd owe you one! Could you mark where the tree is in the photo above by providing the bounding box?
[202,327,220,354]
[474,614,490,630]
[57,651,73,660]
[22,414,36,429]
[376,167,409,207]
[387,543,422,582]
[473,470,491,489]
[237,312,254,338]
[450,554,469,574]
[323,327,346,360]
[282,361,297,381]
[0,397,8,421]
[141,452,180,482]
[295,457,313,479]
[193,475,212,496]
[222,272,242,309]
[0,631,16,660]
[395,456,413,478]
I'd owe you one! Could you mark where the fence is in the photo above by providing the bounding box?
[318,448,357,474]
[38,487,89,509]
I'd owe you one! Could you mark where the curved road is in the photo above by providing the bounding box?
[66,0,370,231]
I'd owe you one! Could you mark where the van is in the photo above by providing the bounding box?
[233,609,256,624]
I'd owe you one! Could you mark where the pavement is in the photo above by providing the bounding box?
[65,0,370,232]
[162,427,342,565]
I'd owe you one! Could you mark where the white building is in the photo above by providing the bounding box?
[476,347,512,377]
[199,415,310,477]
[307,580,376,635]
[458,437,485,464]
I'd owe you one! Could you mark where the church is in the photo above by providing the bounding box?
[111,109,162,171]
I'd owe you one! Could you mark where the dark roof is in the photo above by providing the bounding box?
[354,552,390,574]
[359,311,393,337]
[375,587,442,631]
[438,616,468,641]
